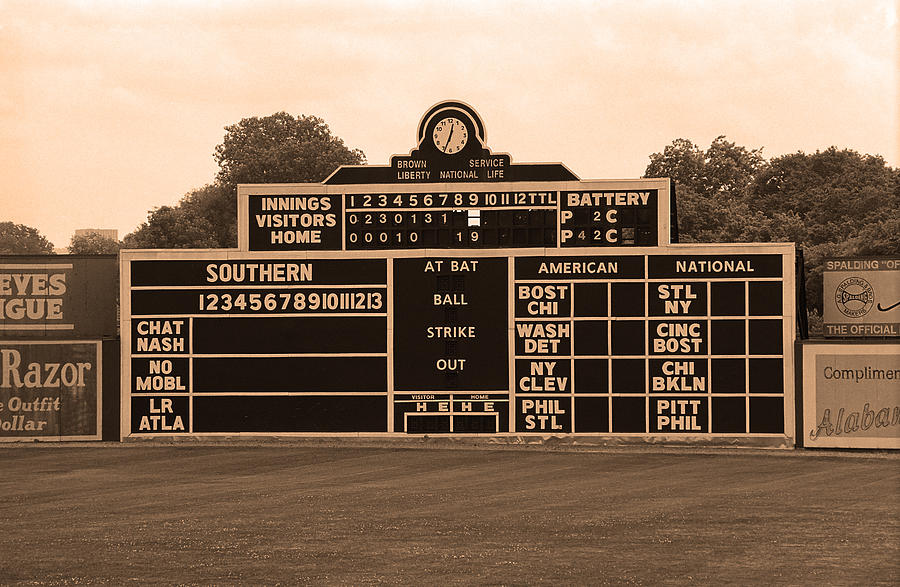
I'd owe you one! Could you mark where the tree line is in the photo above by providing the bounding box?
[643,136,899,322]
[3,112,898,328]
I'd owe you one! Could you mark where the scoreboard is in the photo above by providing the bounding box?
[120,101,796,444]
[122,244,795,441]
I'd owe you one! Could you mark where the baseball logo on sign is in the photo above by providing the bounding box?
[834,277,874,318]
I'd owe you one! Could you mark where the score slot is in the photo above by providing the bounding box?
[347,210,466,229]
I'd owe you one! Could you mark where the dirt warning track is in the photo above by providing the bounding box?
[0,445,897,585]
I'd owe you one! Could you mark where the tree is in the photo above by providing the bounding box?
[0,222,54,254]
[123,206,220,249]
[849,207,900,256]
[644,138,705,191]
[68,233,122,255]
[165,183,237,249]
[214,112,365,186]
[646,136,764,201]
[124,112,365,248]
[645,136,766,243]
[748,148,899,245]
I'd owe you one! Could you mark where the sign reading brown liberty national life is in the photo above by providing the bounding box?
[121,101,797,445]
[0,255,115,440]
[822,257,900,337]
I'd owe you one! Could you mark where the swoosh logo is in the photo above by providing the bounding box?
[877,300,900,312]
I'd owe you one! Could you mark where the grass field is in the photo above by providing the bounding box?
[0,443,897,585]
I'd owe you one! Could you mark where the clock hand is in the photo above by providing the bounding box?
[444,124,454,153]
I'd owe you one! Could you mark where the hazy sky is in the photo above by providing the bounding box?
[2,0,897,249]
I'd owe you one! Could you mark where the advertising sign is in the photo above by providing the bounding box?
[0,255,118,339]
[803,343,900,449]
[0,340,101,440]
[121,245,795,442]
[823,257,900,337]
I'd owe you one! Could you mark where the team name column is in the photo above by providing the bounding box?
[648,255,786,435]
[647,278,709,434]
[130,311,190,433]
[514,255,646,433]
[513,269,573,433]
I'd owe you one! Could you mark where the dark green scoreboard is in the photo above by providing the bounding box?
[121,101,796,444]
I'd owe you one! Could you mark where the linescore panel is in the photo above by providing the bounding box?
[122,246,794,440]
[239,180,670,252]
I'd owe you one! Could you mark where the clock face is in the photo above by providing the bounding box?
[432,116,468,154]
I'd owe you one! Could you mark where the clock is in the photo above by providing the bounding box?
[432,116,468,154]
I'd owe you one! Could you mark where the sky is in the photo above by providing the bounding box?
[1,0,897,249]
